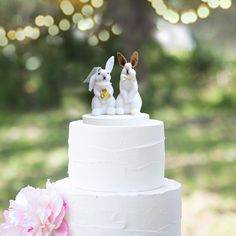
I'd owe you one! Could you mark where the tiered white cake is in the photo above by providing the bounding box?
[55,113,181,236]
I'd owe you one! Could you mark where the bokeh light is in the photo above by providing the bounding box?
[198,4,210,18]
[163,9,180,24]
[0,36,8,47]
[60,0,75,15]
[94,14,102,24]
[24,26,34,38]
[111,24,123,35]
[220,0,232,9]
[208,0,220,9]
[98,29,110,41]
[82,5,94,16]
[59,19,71,31]
[25,56,41,71]
[30,27,40,40]
[78,18,94,31]
[152,0,167,16]
[91,0,104,9]
[0,27,6,37]
[7,30,16,40]
[2,44,16,57]
[181,10,198,24]
[35,15,45,27]
[148,0,232,24]
[88,35,99,46]
[72,13,83,24]
[48,25,60,36]
[15,28,26,41]
[44,15,54,27]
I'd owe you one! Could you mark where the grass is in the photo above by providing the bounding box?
[0,102,236,236]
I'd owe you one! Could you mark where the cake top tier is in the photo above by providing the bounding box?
[82,113,150,126]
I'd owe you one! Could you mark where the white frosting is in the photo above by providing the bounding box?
[82,113,150,126]
[54,178,181,236]
[68,116,165,192]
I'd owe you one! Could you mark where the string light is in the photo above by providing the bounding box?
[98,29,110,41]
[197,4,210,18]
[0,0,232,48]
[91,0,104,9]
[111,24,123,35]
[0,37,8,47]
[152,0,167,16]
[78,18,94,31]
[72,13,83,24]
[60,0,75,15]
[81,4,94,16]
[35,15,55,27]
[59,19,71,31]
[163,9,180,24]
[181,10,198,24]
[0,27,6,37]
[94,14,102,24]
[48,25,60,36]
[15,28,26,41]
[0,0,106,47]
[35,15,45,27]
[148,0,232,24]
[208,0,220,8]
[44,15,54,27]
[7,30,16,40]
[88,35,99,46]
[30,27,40,40]
[220,0,232,9]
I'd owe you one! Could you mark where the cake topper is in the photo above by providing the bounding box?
[116,51,142,115]
[84,56,116,116]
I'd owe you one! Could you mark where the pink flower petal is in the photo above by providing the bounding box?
[1,182,68,236]
[54,220,68,236]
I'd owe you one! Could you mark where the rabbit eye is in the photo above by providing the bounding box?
[98,72,100,75]
[107,72,110,74]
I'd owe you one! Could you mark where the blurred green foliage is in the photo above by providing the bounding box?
[0,104,236,235]
[1,36,235,111]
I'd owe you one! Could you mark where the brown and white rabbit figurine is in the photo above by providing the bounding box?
[116,51,142,115]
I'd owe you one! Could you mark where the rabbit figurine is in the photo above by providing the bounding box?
[116,51,142,115]
[84,56,116,116]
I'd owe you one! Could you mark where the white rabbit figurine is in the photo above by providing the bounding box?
[116,51,142,115]
[84,56,116,116]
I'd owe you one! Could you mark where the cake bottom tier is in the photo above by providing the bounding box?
[54,178,181,236]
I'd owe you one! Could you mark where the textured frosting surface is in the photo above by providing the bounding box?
[54,178,181,236]
[68,116,165,192]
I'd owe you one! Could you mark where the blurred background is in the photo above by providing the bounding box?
[0,0,236,235]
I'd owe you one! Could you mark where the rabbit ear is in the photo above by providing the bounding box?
[117,52,127,67]
[130,51,139,67]
[105,56,114,73]
[88,74,96,92]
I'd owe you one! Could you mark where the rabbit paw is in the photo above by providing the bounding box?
[116,107,124,115]
[92,108,103,116]
[107,107,115,115]
[130,109,140,115]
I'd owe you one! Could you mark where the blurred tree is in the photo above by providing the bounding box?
[0,0,234,111]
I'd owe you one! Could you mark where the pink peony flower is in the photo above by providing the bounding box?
[0,180,68,236]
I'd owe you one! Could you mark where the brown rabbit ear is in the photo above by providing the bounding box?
[130,51,139,67]
[117,52,127,67]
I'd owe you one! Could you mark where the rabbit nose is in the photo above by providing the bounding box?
[103,76,106,80]
[126,69,129,75]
